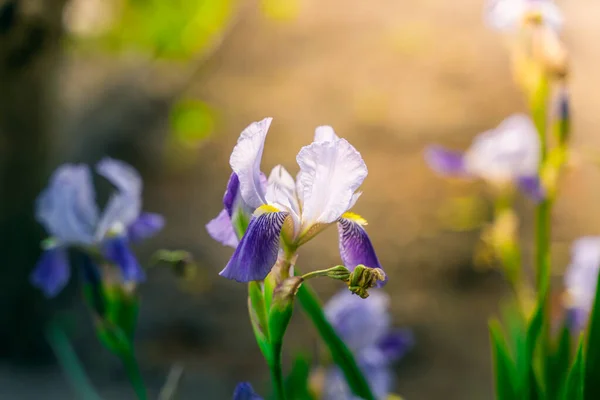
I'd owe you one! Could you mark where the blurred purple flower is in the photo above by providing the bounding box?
[484,0,563,32]
[31,158,164,297]
[232,382,263,400]
[425,114,544,202]
[207,119,383,283]
[322,290,413,399]
[564,237,600,331]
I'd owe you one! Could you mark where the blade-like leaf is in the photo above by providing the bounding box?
[284,353,314,400]
[546,324,572,400]
[296,282,376,400]
[490,319,519,400]
[562,338,584,400]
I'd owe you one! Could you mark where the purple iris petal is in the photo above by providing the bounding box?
[35,165,98,245]
[377,329,414,362]
[30,247,70,297]
[233,382,263,400]
[219,211,288,282]
[127,212,165,242]
[206,209,239,248]
[424,145,468,177]
[103,236,145,282]
[337,217,386,287]
[223,173,240,217]
[516,175,545,202]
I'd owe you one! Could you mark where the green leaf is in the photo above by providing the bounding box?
[296,282,376,400]
[584,252,600,399]
[284,353,314,400]
[104,286,140,342]
[547,324,572,400]
[248,281,271,363]
[490,319,519,400]
[561,338,584,400]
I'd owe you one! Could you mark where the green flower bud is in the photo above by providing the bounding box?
[347,265,386,299]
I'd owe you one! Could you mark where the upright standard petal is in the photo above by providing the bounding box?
[314,125,339,142]
[424,146,468,177]
[223,172,241,216]
[206,209,239,248]
[30,247,71,297]
[337,213,386,285]
[230,118,272,209]
[127,212,165,242]
[36,164,98,245]
[265,165,301,225]
[219,207,288,282]
[564,237,600,330]
[464,114,540,183]
[95,159,143,239]
[233,382,263,400]
[103,236,146,282]
[297,134,367,227]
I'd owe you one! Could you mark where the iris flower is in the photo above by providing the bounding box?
[31,158,164,297]
[322,289,413,400]
[484,0,563,32]
[564,237,600,331]
[207,118,383,283]
[232,382,263,400]
[425,114,544,201]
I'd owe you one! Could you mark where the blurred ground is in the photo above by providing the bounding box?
[4,0,600,399]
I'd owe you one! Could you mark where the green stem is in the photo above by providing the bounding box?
[270,341,286,400]
[296,281,376,400]
[122,352,147,400]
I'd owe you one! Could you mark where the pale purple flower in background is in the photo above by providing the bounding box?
[425,114,544,201]
[207,119,384,283]
[31,159,164,297]
[322,290,413,400]
[564,237,600,331]
[485,0,563,32]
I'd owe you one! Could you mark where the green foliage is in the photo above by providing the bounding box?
[296,282,376,400]
[562,338,584,400]
[169,99,215,148]
[584,261,600,399]
[101,0,235,59]
[284,354,314,400]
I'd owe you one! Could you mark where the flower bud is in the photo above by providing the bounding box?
[347,265,387,299]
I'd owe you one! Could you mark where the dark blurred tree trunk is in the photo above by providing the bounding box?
[0,0,68,361]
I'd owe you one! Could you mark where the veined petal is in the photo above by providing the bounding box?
[337,213,386,286]
[464,114,540,183]
[297,133,367,226]
[206,209,239,248]
[314,125,339,142]
[127,212,165,242]
[30,247,70,297]
[230,118,272,210]
[516,175,545,202]
[233,382,263,400]
[424,146,468,177]
[95,158,143,240]
[219,208,288,282]
[36,164,98,244]
[103,236,145,282]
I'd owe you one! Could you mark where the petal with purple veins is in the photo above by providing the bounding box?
[219,208,288,282]
[337,214,386,286]
[30,247,71,297]
[206,209,239,248]
[233,382,263,400]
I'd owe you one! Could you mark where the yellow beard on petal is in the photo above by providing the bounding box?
[341,211,368,226]
[255,204,281,216]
